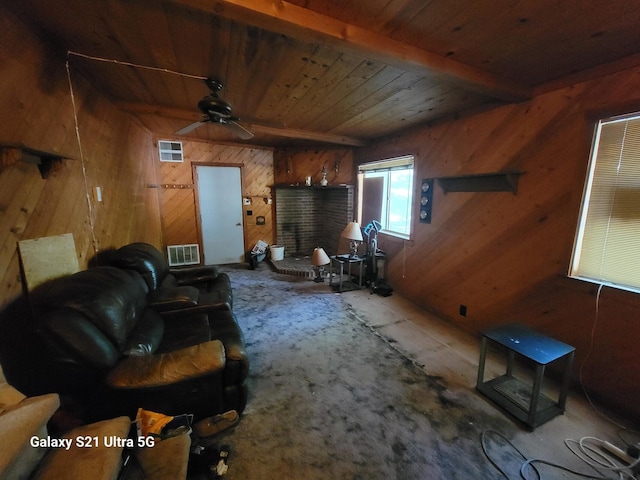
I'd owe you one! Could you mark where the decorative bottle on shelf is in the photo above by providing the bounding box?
[320,166,328,186]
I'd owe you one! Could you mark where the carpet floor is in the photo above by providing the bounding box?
[204,265,528,479]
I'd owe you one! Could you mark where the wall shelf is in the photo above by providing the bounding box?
[271,183,353,189]
[0,143,71,179]
[436,171,524,194]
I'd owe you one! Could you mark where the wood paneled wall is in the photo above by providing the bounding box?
[3,0,638,422]
[0,6,161,309]
[273,149,355,186]
[158,140,275,255]
[356,65,640,422]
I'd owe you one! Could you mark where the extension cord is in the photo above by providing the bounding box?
[602,441,636,465]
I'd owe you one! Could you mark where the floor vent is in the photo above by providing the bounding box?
[167,244,200,266]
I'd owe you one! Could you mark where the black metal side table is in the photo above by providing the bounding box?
[329,255,365,292]
[476,323,575,430]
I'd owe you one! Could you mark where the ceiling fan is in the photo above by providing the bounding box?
[175,78,254,139]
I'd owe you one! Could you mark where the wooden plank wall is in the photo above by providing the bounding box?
[0,6,161,309]
[355,65,640,422]
[273,149,355,186]
[158,139,275,255]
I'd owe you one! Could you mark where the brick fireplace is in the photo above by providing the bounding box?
[273,185,355,257]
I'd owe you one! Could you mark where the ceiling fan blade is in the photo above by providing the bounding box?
[175,120,207,135]
[227,119,254,140]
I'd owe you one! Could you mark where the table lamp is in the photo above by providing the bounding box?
[341,221,363,258]
[311,247,330,282]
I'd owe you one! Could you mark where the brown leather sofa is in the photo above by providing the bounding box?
[100,242,233,308]
[0,262,248,424]
[100,242,249,413]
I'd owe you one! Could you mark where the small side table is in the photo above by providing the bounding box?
[476,323,575,430]
[329,255,365,292]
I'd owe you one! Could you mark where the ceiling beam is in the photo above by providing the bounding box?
[117,102,368,147]
[249,124,368,147]
[173,0,532,103]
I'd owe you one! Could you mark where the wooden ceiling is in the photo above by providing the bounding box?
[5,0,640,148]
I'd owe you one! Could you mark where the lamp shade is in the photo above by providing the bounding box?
[311,247,330,266]
[341,221,363,242]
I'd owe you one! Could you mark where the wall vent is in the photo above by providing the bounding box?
[158,140,184,162]
[167,244,200,266]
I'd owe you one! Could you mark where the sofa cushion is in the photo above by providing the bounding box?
[158,313,211,353]
[39,309,120,368]
[133,433,191,480]
[122,310,165,356]
[146,286,199,313]
[111,242,171,291]
[32,416,131,480]
[0,365,26,411]
[31,267,149,350]
[0,393,60,480]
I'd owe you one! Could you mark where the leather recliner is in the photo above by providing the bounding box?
[0,265,246,423]
[100,242,233,308]
[100,243,249,413]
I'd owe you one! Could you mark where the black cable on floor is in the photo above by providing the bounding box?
[480,430,540,479]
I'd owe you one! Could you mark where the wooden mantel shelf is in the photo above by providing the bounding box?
[436,171,524,194]
[272,184,354,189]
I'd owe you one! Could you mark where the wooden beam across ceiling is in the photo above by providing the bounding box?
[173,0,533,103]
[117,102,368,147]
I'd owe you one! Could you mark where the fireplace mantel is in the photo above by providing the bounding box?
[271,184,353,190]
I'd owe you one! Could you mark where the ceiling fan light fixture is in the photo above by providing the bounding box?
[176,77,254,139]
[198,96,232,118]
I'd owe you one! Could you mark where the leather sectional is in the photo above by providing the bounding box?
[0,242,248,425]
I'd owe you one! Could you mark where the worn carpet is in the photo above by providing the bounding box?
[204,264,520,479]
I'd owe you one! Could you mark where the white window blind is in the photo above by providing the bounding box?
[570,113,640,291]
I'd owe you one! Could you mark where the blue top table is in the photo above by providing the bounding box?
[476,323,575,429]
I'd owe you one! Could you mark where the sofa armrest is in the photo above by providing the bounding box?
[170,266,219,286]
[146,286,199,313]
[106,340,225,389]
[159,300,232,319]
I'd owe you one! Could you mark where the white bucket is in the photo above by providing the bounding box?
[271,245,285,261]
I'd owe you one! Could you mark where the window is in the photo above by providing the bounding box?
[158,140,183,162]
[357,155,414,238]
[570,112,640,292]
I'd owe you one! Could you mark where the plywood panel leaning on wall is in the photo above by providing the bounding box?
[17,233,80,291]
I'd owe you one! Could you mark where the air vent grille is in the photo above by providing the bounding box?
[167,244,200,266]
[158,140,184,162]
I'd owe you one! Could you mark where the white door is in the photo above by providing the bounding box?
[196,166,245,264]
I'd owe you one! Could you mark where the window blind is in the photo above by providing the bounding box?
[570,114,640,291]
[358,155,414,172]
